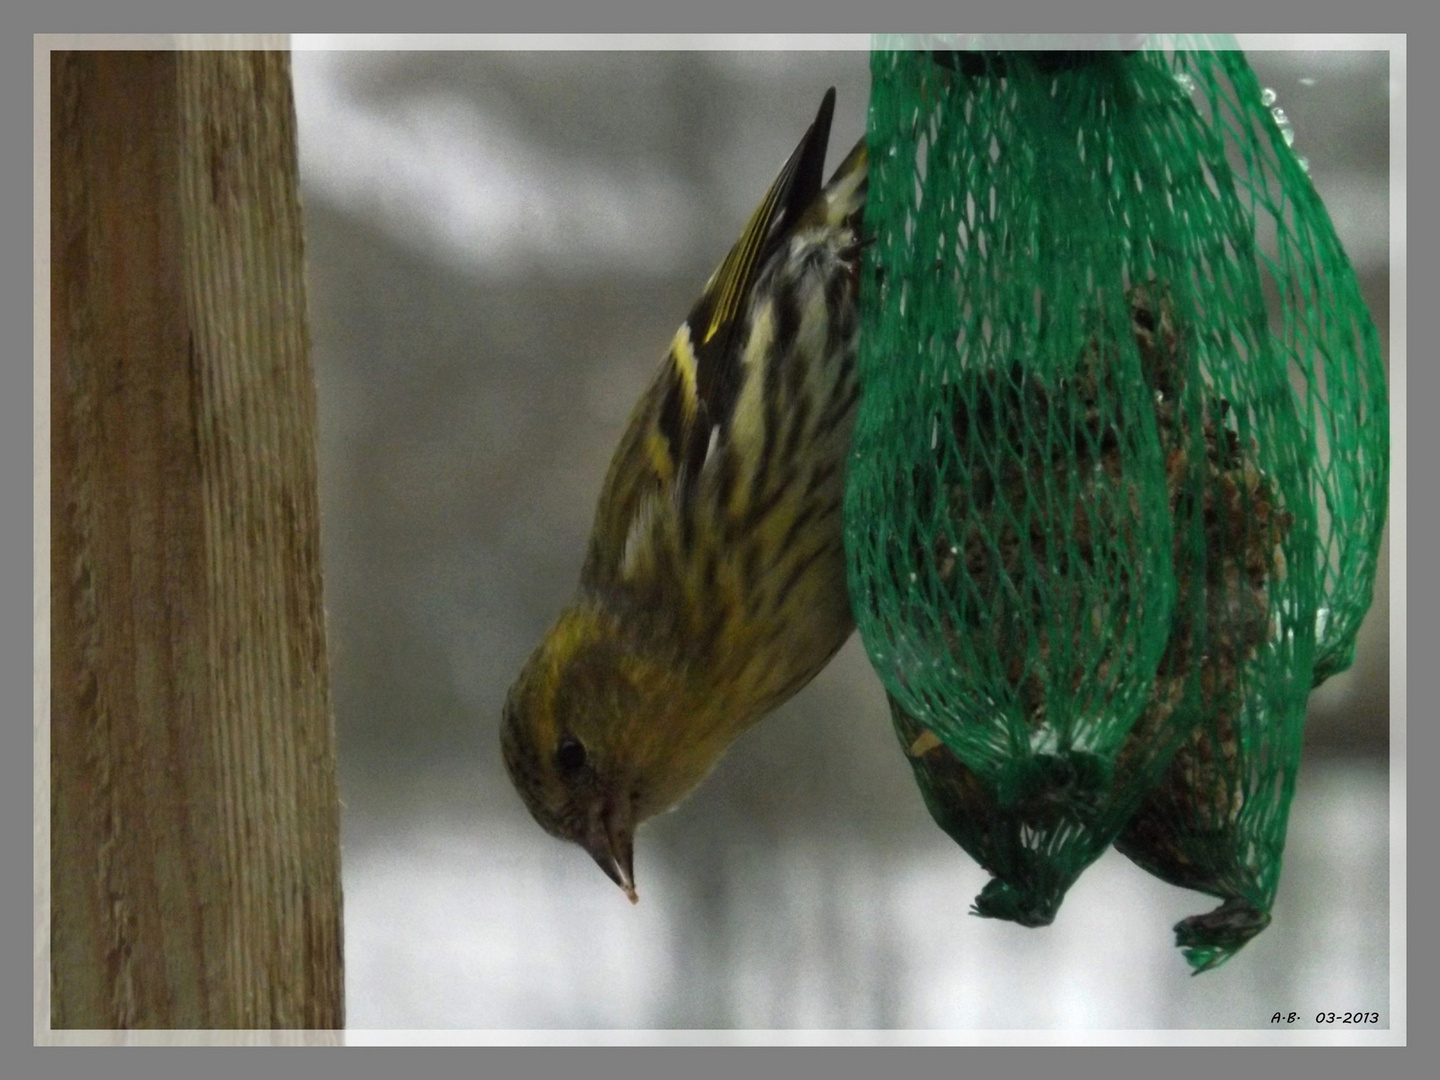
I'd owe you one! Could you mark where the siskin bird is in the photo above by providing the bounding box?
[501,89,867,902]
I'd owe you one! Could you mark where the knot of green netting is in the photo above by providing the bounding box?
[846,42,1387,968]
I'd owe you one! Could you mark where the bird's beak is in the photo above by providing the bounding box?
[583,796,637,904]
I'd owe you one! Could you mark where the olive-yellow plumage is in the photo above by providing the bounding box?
[501,90,867,900]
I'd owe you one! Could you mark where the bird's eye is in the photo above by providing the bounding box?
[555,737,587,772]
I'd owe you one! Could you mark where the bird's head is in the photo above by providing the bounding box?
[500,606,730,903]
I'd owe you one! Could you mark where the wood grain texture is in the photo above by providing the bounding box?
[50,50,343,1030]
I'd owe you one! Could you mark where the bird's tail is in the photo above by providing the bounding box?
[819,137,868,232]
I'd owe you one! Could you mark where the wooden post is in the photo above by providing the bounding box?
[50,50,344,1030]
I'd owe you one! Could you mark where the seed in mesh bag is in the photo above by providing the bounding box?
[890,281,1289,931]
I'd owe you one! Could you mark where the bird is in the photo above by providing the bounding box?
[501,88,867,902]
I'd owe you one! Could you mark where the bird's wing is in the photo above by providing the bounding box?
[581,89,837,600]
[674,86,836,484]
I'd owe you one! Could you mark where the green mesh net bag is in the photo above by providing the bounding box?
[846,41,1387,966]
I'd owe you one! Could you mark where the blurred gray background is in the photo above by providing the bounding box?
[290,44,1395,1031]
